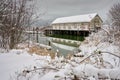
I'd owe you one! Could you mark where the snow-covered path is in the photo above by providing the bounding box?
[0,50,37,80]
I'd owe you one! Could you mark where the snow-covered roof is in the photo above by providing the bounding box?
[52,13,98,24]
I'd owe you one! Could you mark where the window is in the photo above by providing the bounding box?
[74,24,77,28]
[53,25,56,29]
[94,19,100,27]
[68,24,71,29]
[63,24,66,29]
[77,24,81,29]
[81,23,84,26]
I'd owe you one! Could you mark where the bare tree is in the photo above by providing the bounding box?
[0,0,38,49]
[109,3,120,28]
[108,3,120,50]
[0,0,11,49]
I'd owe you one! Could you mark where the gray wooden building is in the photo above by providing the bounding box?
[46,13,103,40]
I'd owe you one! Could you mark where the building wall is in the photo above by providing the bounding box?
[90,15,102,31]
[52,22,90,31]
[52,15,102,32]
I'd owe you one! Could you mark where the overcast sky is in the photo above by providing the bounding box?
[35,0,120,26]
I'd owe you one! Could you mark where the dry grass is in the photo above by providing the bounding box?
[28,45,55,59]
[16,43,55,59]
[15,43,29,49]
[65,53,73,59]
[16,43,76,60]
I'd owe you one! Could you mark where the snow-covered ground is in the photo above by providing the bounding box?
[0,49,37,80]
[0,28,120,80]
[52,42,76,51]
[0,48,120,80]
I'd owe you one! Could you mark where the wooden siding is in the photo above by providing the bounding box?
[52,15,102,32]
[52,22,90,31]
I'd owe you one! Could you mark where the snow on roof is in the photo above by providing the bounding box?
[52,13,98,24]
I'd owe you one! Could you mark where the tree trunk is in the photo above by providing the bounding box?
[9,30,15,49]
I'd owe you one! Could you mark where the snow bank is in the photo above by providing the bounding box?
[52,42,75,51]
[0,49,40,80]
[0,49,120,80]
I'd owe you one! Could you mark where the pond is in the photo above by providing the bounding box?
[29,33,77,56]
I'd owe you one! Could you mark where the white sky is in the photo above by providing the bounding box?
[35,0,120,26]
